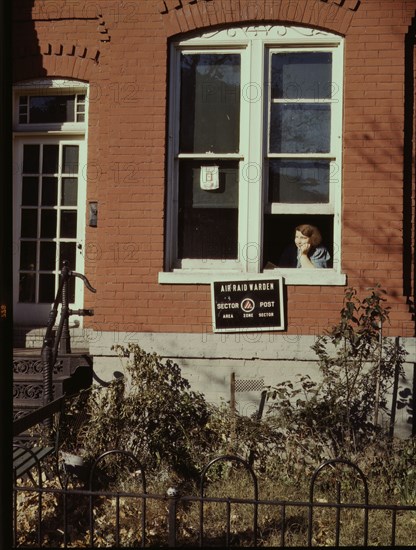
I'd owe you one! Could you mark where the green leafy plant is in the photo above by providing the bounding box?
[17,310,416,547]
[266,286,408,463]
[79,344,212,480]
[54,289,409,492]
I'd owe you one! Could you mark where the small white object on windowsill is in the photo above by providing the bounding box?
[200,165,219,190]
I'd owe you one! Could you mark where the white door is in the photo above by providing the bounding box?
[13,137,87,326]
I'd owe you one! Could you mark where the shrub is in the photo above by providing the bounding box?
[265,286,408,466]
[62,287,410,491]
[79,344,213,480]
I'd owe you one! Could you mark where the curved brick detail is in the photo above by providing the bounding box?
[13,2,109,83]
[13,44,100,83]
[19,3,111,43]
[40,43,100,62]
[160,0,361,37]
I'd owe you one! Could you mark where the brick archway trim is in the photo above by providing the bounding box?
[160,0,361,38]
[13,43,100,84]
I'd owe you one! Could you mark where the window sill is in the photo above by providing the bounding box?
[14,124,86,135]
[158,269,346,286]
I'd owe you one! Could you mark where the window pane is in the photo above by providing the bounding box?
[29,95,75,123]
[23,144,40,173]
[21,209,37,238]
[20,241,37,270]
[60,242,76,270]
[61,178,78,206]
[270,104,330,153]
[39,274,56,302]
[19,96,28,123]
[42,144,59,173]
[19,272,36,302]
[76,95,85,122]
[41,177,58,206]
[40,209,57,238]
[178,160,239,259]
[40,241,56,270]
[63,145,79,174]
[60,211,77,238]
[179,54,240,154]
[271,52,332,100]
[22,177,39,206]
[269,160,330,203]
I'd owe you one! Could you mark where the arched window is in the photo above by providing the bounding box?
[160,25,345,285]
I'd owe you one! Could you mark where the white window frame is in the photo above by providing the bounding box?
[160,26,346,286]
[13,79,89,325]
[13,78,89,134]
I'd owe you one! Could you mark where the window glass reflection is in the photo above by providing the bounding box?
[60,211,77,238]
[63,146,79,174]
[42,145,59,174]
[29,95,75,123]
[23,144,40,173]
[269,160,330,203]
[180,54,240,154]
[61,178,78,206]
[41,209,57,238]
[22,177,39,206]
[271,52,332,100]
[21,209,38,238]
[60,242,76,269]
[20,241,37,271]
[40,241,56,270]
[270,104,331,154]
[39,274,56,302]
[178,160,239,259]
[41,177,58,206]
[19,272,36,302]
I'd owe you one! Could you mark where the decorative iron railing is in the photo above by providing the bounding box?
[13,453,416,548]
[41,261,96,409]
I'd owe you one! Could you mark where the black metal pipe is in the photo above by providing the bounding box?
[167,487,179,548]
[59,261,71,355]
[41,261,96,420]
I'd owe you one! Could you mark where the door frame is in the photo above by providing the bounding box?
[13,135,87,327]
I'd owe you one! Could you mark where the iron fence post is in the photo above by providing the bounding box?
[167,486,179,548]
[41,334,53,406]
[41,337,53,435]
[59,261,71,354]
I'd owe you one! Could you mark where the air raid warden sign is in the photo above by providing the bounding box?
[211,278,285,332]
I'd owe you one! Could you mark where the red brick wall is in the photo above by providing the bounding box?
[12,0,416,338]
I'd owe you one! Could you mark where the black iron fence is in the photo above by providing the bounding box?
[13,452,416,548]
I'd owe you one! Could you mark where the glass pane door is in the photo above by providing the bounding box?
[14,138,86,325]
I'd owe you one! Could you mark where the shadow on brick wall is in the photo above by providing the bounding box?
[13,0,46,82]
